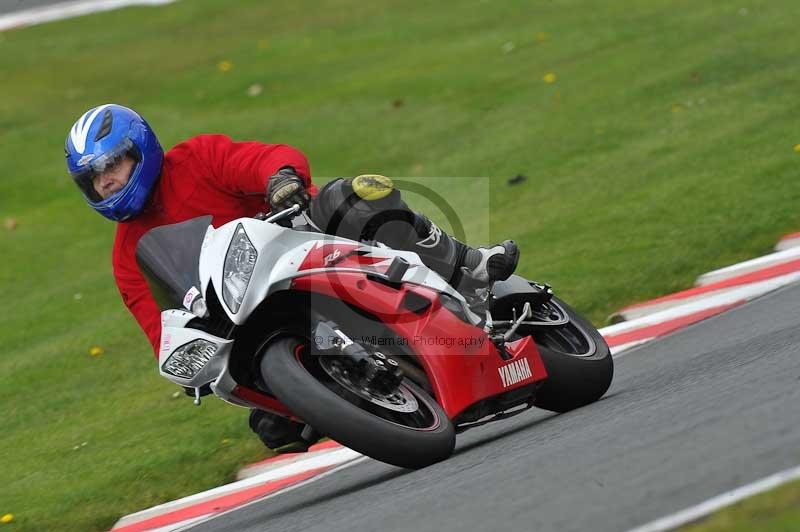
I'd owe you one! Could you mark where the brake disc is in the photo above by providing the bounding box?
[319,357,420,413]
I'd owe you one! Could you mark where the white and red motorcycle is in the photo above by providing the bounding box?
[137,205,613,469]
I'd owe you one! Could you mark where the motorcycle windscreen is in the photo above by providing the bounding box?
[135,216,211,311]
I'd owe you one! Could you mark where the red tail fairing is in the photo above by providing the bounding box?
[290,271,547,419]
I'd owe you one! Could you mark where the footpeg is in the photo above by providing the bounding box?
[300,425,321,445]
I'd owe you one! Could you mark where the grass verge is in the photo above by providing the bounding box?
[680,479,800,532]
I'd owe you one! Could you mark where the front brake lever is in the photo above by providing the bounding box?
[263,204,302,224]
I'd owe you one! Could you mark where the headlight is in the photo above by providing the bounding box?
[162,339,218,379]
[222,224,257,313]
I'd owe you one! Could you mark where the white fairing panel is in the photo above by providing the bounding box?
[159,309,233,388]
[159,215,476,405]
[196,217,467,325]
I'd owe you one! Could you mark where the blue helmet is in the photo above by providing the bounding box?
[65,104,163,221]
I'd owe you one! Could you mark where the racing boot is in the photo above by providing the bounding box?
[408,214,520,291]
[248,409,314,454]
[460,240,520,284]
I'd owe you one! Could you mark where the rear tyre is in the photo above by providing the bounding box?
[531,297,614,413]
[261,336,455,469]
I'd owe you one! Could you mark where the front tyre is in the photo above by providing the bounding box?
[261,336,455,469]
[531,297,614,413]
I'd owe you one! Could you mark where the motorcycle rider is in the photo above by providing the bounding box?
[65,103,519,452]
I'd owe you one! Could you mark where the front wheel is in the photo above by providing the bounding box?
[530,297,614,413]
[261,336,455,469]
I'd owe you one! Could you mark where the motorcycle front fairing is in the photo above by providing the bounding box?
[202,217,548,418]
[196,217,465,324]
[158,309,234,389]
[151,215,458,409]
[150,215,547,419]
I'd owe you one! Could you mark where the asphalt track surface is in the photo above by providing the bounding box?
[190,283,800,532]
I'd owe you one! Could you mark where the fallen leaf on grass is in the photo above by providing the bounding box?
[217,60,234,73]
[794,144,800,153]
[4,218,17,230]
[247,84,263,97]
[543,72,557,84]
[89,346,103,357]
[1,514,13,524]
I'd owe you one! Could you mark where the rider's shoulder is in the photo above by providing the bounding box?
[164,134,233,166]
[169,134,233,152]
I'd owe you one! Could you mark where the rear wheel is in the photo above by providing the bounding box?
[261,336,455,469]
[530,297,614,412]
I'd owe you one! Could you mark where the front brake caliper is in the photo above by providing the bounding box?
[311,320,403,392]
[361,351,403,394]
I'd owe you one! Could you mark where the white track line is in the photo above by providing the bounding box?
[626,464,800,532]
[604,337,654,357]
[113,447,362,529]
[696,246,800,286]
[0,0,176,32]
[775,235,800,251]
[600,270,800,337]
[174,456,371,532]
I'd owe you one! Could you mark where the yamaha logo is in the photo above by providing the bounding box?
[498,357,533,388]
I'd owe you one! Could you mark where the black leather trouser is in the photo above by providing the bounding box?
[307,178,469,286]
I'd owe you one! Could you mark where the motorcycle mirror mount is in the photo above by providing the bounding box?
[193,387,202,406]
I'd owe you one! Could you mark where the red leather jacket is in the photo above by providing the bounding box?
[112,134,316,356]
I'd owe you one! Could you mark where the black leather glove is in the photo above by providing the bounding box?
[267,167,310,212]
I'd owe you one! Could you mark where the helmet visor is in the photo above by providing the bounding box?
[70,138,139,203]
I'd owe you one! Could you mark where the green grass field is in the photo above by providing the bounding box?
[2,0,800,530]
[680,479,800,532]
